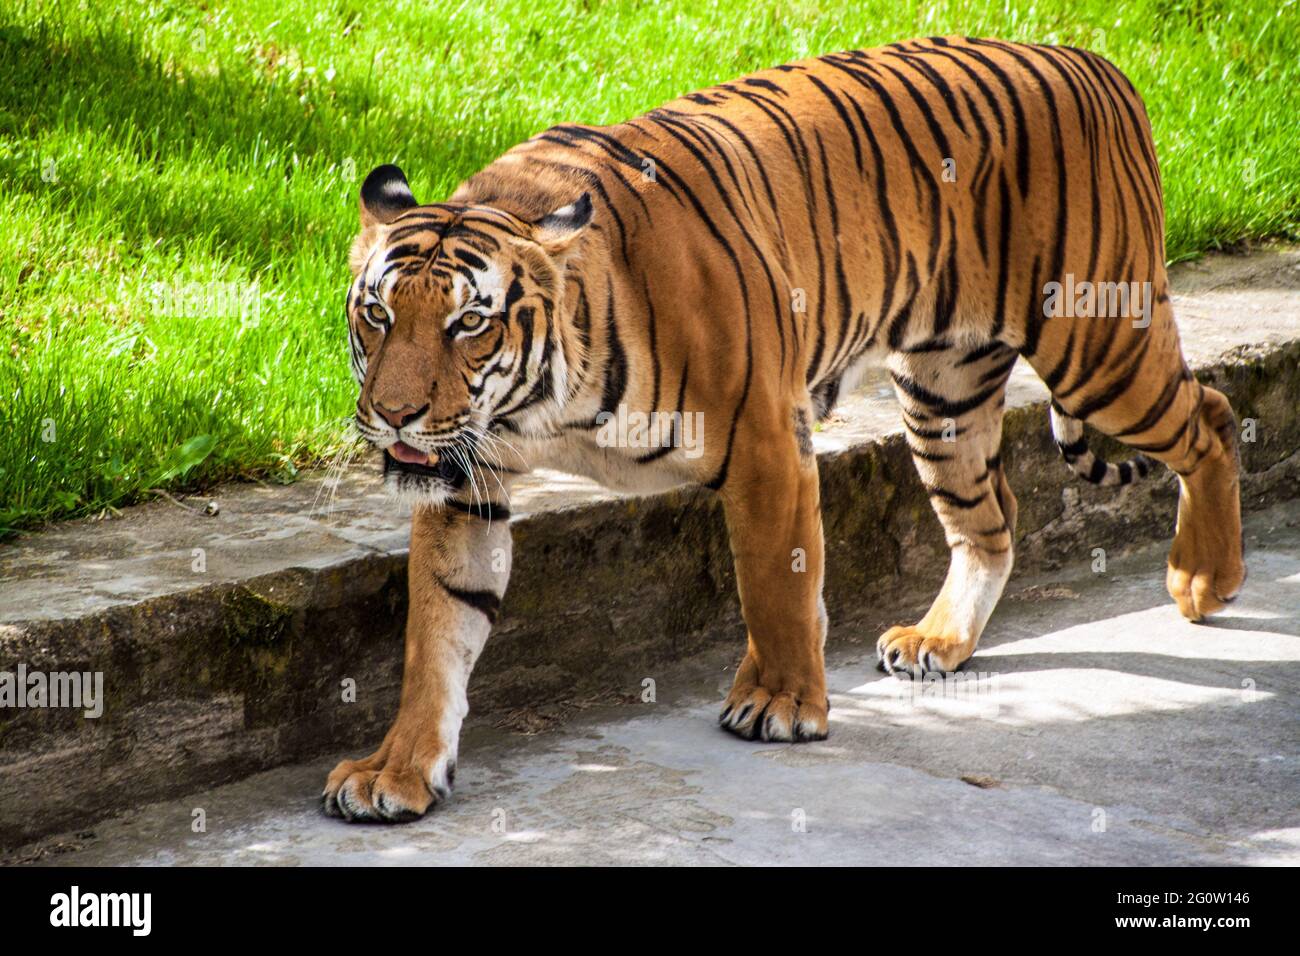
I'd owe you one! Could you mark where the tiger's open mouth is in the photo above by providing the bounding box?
[386,440,434,467]
[382,441,465,486]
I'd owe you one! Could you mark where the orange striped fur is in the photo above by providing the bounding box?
[323,37,1245,822]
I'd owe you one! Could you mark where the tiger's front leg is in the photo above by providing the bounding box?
[718,401,830,742]
[323,502,509,822]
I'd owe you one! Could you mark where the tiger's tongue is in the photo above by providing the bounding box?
[388,441,432,466]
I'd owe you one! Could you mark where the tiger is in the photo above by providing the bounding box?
[323,36,1245,822]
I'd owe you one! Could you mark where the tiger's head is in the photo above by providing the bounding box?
[345,164,592,502]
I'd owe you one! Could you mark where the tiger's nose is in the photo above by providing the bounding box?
[374,402,429,429]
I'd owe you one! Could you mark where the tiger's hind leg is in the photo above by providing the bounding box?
[876,344,1019,677]
[1045,310,1245,621]
[1163,384,1245,619]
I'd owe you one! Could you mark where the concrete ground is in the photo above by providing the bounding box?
[15,503,1298,867]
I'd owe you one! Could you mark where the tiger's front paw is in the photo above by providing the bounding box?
[322,740,456,823]
[876,625,975,678]
[719,683,829,742]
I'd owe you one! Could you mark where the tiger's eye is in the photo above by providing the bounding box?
[366,302,387,324]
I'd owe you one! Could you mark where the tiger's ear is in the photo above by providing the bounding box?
[532,193,593,255]
[359,164,418,228]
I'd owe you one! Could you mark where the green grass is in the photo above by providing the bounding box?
[1,0,1297,535]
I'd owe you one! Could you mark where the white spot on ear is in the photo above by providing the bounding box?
[383,180,414,198]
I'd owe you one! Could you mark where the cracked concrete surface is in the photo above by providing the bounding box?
[15,503,1298,867]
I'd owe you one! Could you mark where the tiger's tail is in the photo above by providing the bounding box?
[1049,402,1154,487]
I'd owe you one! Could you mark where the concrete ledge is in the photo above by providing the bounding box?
[14,500,1297,866]
[2,248,1298,849]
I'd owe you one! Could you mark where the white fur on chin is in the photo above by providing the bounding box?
[383,471,454,509]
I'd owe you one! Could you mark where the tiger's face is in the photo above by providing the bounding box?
[345,165,591,502]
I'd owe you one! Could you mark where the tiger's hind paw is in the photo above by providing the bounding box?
[1166,553,1245,622]
[876,625,975,678]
